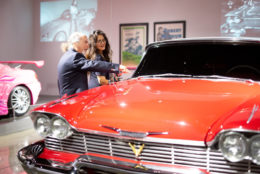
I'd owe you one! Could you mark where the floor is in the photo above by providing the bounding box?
[0,95,59,174]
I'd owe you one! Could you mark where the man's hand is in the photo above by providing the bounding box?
[119,65,130,73]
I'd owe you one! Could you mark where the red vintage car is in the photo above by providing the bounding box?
[18,38,260,173]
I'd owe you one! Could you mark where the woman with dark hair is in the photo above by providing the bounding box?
[85,30,118,89]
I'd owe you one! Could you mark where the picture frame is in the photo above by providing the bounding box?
[119,23,148,66]
[154,21,186,42]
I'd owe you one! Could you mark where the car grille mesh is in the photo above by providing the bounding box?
[45,131,260,174]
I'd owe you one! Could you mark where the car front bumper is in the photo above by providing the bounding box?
[17,141,208,174]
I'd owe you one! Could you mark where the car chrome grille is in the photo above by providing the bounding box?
[45,131,260,174]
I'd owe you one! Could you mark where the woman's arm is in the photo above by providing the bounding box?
[97,76,109,85]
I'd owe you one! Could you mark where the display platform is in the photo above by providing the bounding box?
[0,95,59,136]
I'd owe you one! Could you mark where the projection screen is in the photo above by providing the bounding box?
[221,0,260,37]
[40,0,97,42]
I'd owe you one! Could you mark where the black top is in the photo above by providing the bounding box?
[133,37,260,81]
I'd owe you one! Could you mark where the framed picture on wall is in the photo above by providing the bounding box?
[120,23,148,67]
[154,21,186,42]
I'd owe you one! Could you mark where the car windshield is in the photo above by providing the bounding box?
[133,41,260,81]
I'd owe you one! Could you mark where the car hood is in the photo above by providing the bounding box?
[37,78,260,141]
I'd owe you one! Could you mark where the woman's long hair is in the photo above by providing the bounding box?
[85,30,112,62]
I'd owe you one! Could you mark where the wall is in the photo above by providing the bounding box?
[109,0,221,62]
[0,0,34,60]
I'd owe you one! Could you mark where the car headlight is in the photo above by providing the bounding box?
[249,135,260,165]
[34,115,51,138]
[51,118,72,139]
[219,132,247,162]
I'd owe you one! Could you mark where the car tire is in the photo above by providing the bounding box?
[8,86,31,117]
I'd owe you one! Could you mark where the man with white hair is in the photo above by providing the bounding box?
[58,32,127,97]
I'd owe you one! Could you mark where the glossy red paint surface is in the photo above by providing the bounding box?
[39,148,80,164]
[36,77,260,142]
[206,94,260,142]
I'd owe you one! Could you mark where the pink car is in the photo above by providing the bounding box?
[0,60,44,116]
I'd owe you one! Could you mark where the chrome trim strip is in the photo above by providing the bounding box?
[146,37,260,51]
[247,104,259,124]
[101,124,168,138]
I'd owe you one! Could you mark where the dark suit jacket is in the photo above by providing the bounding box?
[57,49,119,97]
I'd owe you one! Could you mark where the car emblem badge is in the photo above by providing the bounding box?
[134,164,147,170]
[128,142,145,158]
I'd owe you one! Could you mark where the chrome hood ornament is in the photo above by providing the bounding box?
[100,125,168,138]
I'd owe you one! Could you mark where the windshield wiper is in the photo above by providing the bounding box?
[192,75,253,81]
[137,74,255,82]
[138,73,193,78]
